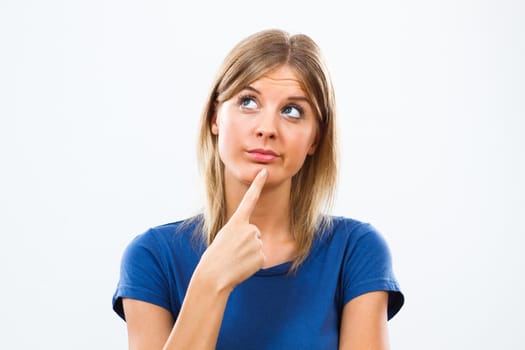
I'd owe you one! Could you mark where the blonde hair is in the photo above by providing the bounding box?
[196,29,338,270]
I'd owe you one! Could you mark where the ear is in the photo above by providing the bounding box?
[307,132,319,155]
[211,110,219,135]
[211,117,219,135]
[211,102,219,135]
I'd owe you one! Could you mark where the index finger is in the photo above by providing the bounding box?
[232,168,268,222]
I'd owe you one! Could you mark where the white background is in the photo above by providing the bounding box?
[1,0,523,349]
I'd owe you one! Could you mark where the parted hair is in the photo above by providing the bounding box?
[196,29,338,270]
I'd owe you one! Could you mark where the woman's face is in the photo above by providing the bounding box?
[212,65,318,188]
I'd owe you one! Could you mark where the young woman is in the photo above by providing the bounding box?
[112,29,404,350]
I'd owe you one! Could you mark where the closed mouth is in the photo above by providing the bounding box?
[247,148,279,156]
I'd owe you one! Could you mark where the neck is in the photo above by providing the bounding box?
[224,172,292,240]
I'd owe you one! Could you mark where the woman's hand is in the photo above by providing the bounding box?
[197,168,268,291]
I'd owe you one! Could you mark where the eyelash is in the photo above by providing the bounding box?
[238,95,257,108]
[283,104,304,118]
[237,95,305,119]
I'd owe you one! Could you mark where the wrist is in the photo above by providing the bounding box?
[193,257,234,296]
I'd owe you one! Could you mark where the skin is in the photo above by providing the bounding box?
[212,65,319,265]
[123,65,390,349]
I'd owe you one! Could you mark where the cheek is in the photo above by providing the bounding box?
[216,122,242,159]
[294,127,317,154]
[284,136,314,171]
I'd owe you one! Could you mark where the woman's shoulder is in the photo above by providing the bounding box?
[322,216,404,319]
[125,215,205,254]
[321,215,380,241]
[316,215,392,257]
[151,215,203,236]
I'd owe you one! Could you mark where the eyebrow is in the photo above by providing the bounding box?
[241,85,311,103]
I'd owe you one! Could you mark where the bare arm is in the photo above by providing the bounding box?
[123,266,231,350]
[122,169,268,350]
[339,291,390,350]
[123,299,174,350]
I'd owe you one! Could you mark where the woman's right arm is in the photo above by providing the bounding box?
[123,265,231,350]
[122,169,268,350]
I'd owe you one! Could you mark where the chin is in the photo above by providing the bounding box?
[241,166,269,183]
[226,162,291,188]
[228,164,265,184]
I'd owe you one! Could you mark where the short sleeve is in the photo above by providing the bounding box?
[341,224,404,320]
[112,229,172,320]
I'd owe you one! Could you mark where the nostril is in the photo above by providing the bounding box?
[256,128,277,139]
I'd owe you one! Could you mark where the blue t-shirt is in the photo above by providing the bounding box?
[112,216,404,349]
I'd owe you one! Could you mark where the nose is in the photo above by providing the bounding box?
[255,112,277,140]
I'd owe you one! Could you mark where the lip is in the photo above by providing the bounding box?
[247,148,279,163]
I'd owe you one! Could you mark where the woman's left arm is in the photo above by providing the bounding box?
[339,291,390,350]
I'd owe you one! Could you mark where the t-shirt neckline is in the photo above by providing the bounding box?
[254,261,293,276]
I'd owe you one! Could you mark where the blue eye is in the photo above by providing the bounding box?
[282,105,303,119]
[239,96,258,110]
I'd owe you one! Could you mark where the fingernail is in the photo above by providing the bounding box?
[259,168,268,177]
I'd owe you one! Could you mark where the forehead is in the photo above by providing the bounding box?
[249,65,306,95]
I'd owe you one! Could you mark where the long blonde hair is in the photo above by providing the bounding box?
[196,29,338,270]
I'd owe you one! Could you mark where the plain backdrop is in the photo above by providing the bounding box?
[1,0,523,349]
